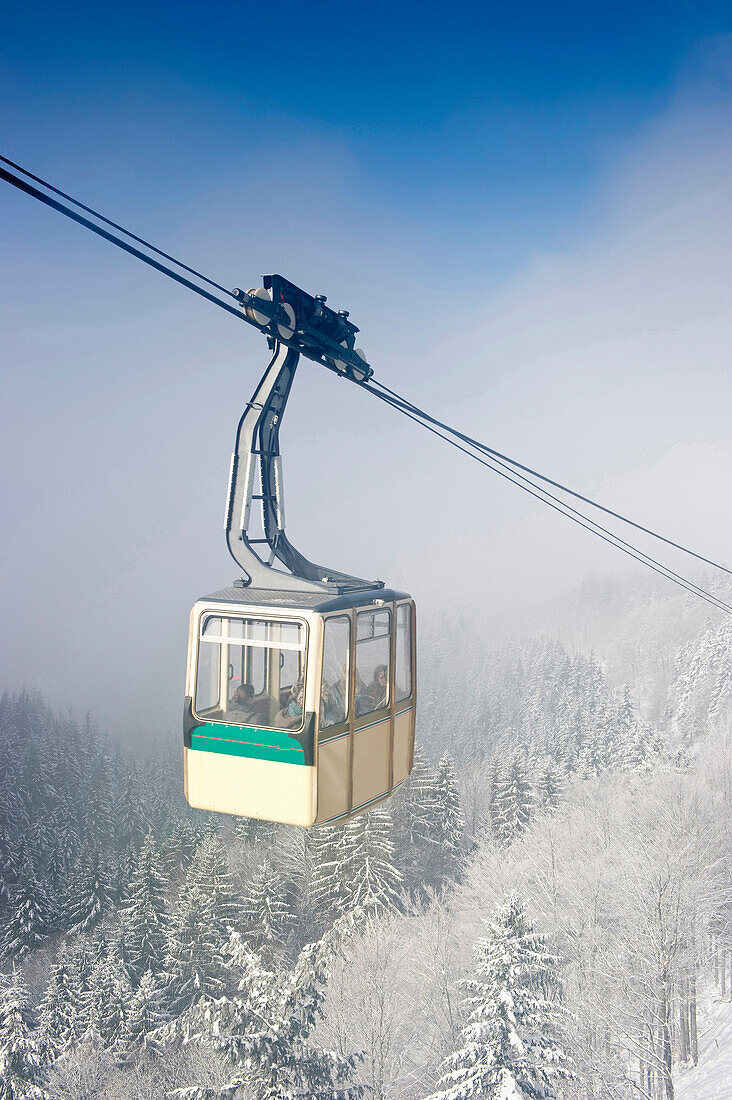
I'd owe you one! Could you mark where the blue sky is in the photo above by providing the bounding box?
[4,1,731,290]
[2,3,732,732]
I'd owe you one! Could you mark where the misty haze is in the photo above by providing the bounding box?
[1,7,731,1100]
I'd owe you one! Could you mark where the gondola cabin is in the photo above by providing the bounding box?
[184,584,416,826]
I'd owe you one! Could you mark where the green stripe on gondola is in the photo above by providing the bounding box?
[190,721,307,765]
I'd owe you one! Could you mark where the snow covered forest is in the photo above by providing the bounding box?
[1,577,731,1100]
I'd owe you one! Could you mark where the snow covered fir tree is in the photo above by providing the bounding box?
[427,899,574,1100]
[0,575,731,1098]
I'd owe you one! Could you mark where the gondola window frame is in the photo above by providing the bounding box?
[193,611,309,732]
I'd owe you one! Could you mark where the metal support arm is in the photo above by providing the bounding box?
[224,341,381,594]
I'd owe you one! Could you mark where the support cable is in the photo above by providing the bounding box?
[363,383,732,616]
[0,164,246,320]
[0,153,234,298]
[367,378,732,579]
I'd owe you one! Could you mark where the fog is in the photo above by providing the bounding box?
[2,58,731,740]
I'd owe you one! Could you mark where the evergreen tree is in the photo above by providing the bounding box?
[427,899,574,1100]
[240,857,293,957]
[37,961,82,1058]
[430,753,464,886]
[533,757,565,811]
[0,969,52,1100]
[171,915,364,1100]
[114,764,148,849]
[65,851,114,934]
[120,969,166,1056]
[342,808,402,913]
[234,816,276,844]
[305,823,344,931]
[1,861,52,959]
[162,882,226,1014]
[576,735,598,778]
[491,752,535,845]
[0,830,15,912]
[82,941,131,1048]
[485,756,503,835]
[186,833,241,939]
[54,817,80,875]
[159,819,201,877]
[395,752,440,890]
[120,831,170,982]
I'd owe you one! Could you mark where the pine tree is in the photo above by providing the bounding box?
[1,861,52,959]
[120,969,166,1057]
[491,752,535,845]
[576,732,603,778]
[170,915,364,1100]
[64,851,114,934]
[342,808,402,913]
[395,752,440,890]
[430,753,464,886]
[37,960,82,1058]
[120,831,170,983]
[82,941,131,1049]
[0,830,15,912]
[0,968,52,1100]
[186,833,241,939]
[114,764,149,849]
[240,858,293,957]
[305,823,344,931]
[427,899,574,1100]
[162,882,226,1014]
[234,816,276,844]
[54,818,80,876]
[160,819,201,877]
[534,757,565,811]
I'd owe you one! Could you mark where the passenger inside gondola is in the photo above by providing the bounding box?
[320,681,345,727]
[275,680,304,729]
[366,664,389,710]
[354,674,373,717]
[229,683,261,726]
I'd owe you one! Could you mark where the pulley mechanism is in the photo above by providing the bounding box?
[232,274,372,383]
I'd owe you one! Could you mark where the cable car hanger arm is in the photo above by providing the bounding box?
[225,338,382,593]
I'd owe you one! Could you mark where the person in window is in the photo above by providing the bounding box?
[275,680,304,729]
[320,681,345,727]
[366,664,389,711]
[229,683,260,725]
[354,674,373,718]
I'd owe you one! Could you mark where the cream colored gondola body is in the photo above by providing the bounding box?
[184,587,416,826]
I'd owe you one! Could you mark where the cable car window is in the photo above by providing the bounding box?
[195,615,306,731]
[280,644,301,694]
[355,609,391,718]
[395,604,412,702]
[195,625,221,713]
[320,616,350,729]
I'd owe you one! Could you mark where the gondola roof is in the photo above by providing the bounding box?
[197,584,411,614]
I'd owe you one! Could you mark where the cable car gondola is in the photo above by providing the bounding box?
[183,276,416,826]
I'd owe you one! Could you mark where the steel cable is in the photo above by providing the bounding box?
[0,153,234,298]
[368,378,732,579]
[362,382,732,616]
